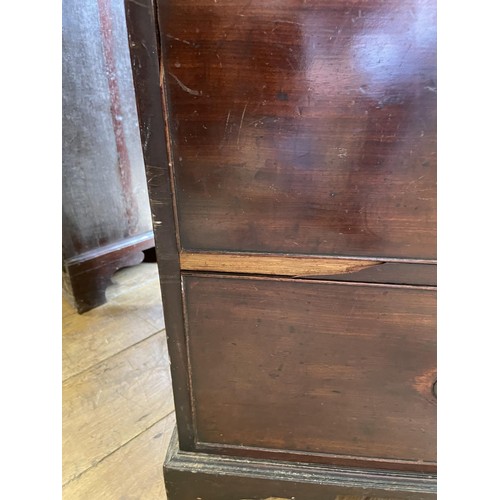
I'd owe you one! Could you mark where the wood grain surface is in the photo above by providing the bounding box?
[183,274,436,471]
[180,251,437,284]
[63,331,173,485]
[63,413,176,499]
[158,0,436,260]
[63,263,175,499]
[125,0,438,496]
[180,250,379,276]
[62,263,163,380]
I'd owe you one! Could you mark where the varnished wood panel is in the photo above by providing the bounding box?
[183,274,436,470]
[159,0,436,260]
[62,331,174,485]
[63,413,176,499]
[317,261,436,286]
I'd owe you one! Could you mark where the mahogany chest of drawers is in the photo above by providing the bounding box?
[125,0,437,497]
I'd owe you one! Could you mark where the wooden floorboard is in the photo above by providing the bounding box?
[109,279,166,333]
[63,263,174,498]
[62,263,164,380]
[63,413,176,500]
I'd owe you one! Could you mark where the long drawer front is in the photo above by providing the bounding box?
[182,274,436,472]
[161,0,437,261]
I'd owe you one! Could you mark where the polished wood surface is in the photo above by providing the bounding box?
[126,0,437,496]
[159,0,436,260]
[183,274,436,471]
[317,261,436,286]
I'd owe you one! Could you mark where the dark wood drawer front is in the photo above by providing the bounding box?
[183,274,436,470]
[160,0,436,260]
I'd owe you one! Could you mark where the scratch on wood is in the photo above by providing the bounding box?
[159,60,165,87]
[220,110,232,147]
[241,497,295,500]
[238,0,254,17]
[166,34,194,46]
[169,72,202,96]
[274,19,338,36]
[237,103,248,145]
[152,213,163,228]
[143,117,151,151]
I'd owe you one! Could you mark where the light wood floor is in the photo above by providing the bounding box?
[62,262,175,499]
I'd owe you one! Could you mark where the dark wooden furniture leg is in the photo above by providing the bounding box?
[63,231,155,313]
